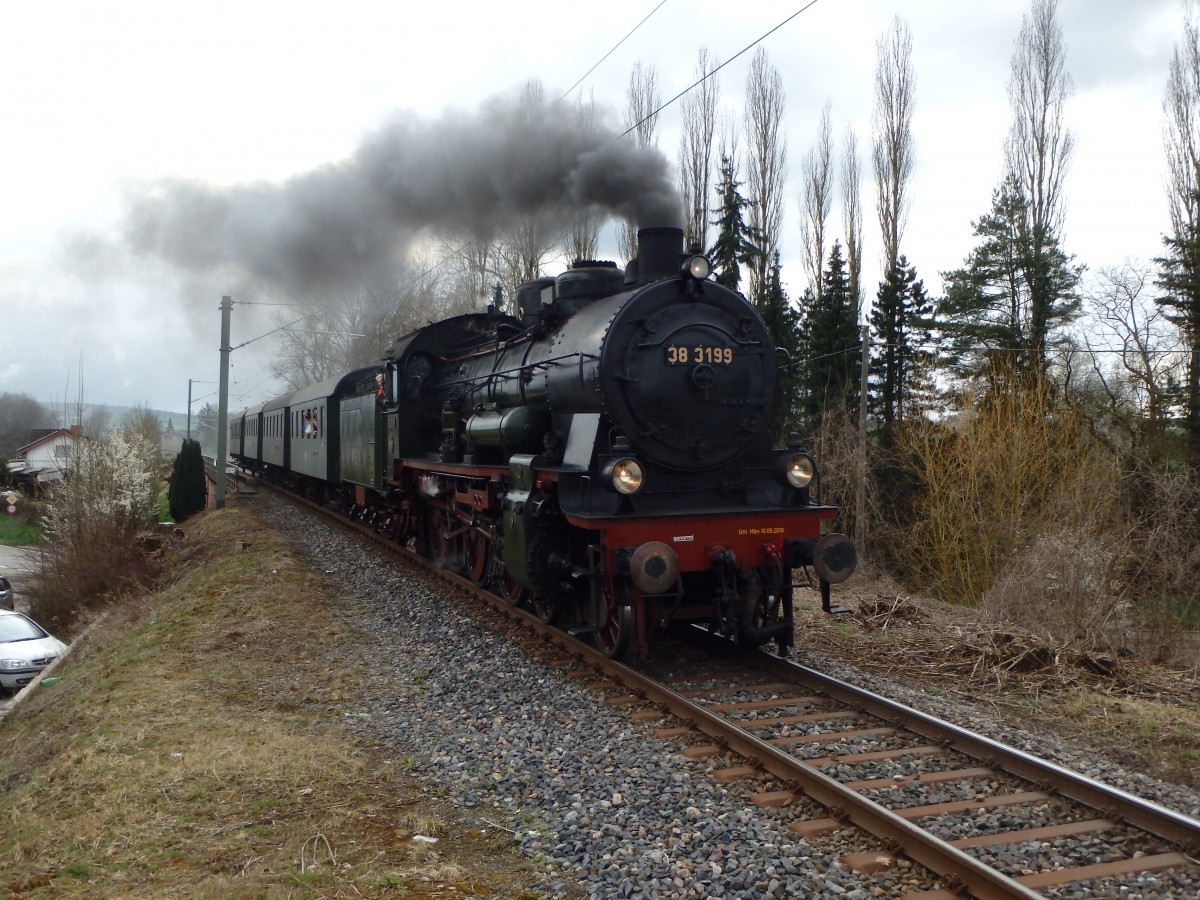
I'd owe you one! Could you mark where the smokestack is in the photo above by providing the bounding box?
[635,227,684,285]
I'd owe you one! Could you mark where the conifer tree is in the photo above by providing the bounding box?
[1156,191,1200,460]
[938,175,1079,381]
[870,255,934,424]
[168,438,206,522]
[707,154,762,294]
[800,241,859,424]
[759,251,803,438]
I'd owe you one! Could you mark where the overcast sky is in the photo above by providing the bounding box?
[0,0,1183,419]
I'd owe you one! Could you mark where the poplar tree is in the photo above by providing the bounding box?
[1004,0,1078,375]
[744,48,787,304]
[872,16,915,279]
[679,47,720,251]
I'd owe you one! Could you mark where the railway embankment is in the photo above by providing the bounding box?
[0,498,551,899]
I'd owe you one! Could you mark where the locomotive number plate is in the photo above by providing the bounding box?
[665,344,733,366]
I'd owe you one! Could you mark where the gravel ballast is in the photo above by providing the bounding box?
[257,494,1200,899]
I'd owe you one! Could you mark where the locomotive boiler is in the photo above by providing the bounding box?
[370,226,856,659]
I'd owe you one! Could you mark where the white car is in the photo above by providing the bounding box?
[0,609,67,693]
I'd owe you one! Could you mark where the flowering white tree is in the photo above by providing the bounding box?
[36,432,161,616]
[43,432,158,538]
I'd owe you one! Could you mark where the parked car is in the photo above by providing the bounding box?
[0,576,12,610]
[0,609,67,693]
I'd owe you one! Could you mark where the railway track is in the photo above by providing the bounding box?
[275,483,1200,898]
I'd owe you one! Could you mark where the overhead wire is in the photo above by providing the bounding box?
[403,0,821,296]
[621,0,823,138]
[557,0,670,104]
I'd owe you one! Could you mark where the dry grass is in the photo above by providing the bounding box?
[793,576,1200,788]
[0,501,548,899]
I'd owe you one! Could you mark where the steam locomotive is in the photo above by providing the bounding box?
[230,227,856,660]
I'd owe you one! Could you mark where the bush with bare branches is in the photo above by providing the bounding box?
[1120,465,1200,661]
[804,405,863,540]
[895,376,1098,606]
[980,453,1131,648]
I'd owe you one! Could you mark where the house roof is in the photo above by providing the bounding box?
[13,425,83,457]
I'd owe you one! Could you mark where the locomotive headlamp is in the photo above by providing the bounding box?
[776,452,815,489]
[605,457,645,494]
[683,254,712,280]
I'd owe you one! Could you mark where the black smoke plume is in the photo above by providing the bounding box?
[124,87,682,295]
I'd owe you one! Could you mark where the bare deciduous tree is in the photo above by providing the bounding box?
[123,404,163,451]
[269,264,465,390]
[1166,1,1200,239]
[497,215,557,293]
[565,90,603,262]
[442,229,500,309]
[270,286,388,389]
[743,47,787,306]
[872,15,915,277]
[842,127,864,319]
[85,404,112,437]
[1006,0,1078,368]
[618,61,662,260]
[799,100,834,299]
[1007,0,1074,240]
[1082,263,1181,457]
[679,47,720,250]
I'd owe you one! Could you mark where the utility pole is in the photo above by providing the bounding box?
[215,296,232,509]
[186,378,193,440]
[855,323,869,552]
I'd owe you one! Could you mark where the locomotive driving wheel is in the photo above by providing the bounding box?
[464,526,490,586]
[528,592,558,624]
[594,583,634,659]
[496,567,527,605]
[430,514,463,573]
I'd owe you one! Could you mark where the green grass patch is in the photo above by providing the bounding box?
[0,514,41,545]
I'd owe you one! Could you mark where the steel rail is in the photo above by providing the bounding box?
[270,486,1197,896]
[731,639,1200,854]
[271,487,1043,900]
